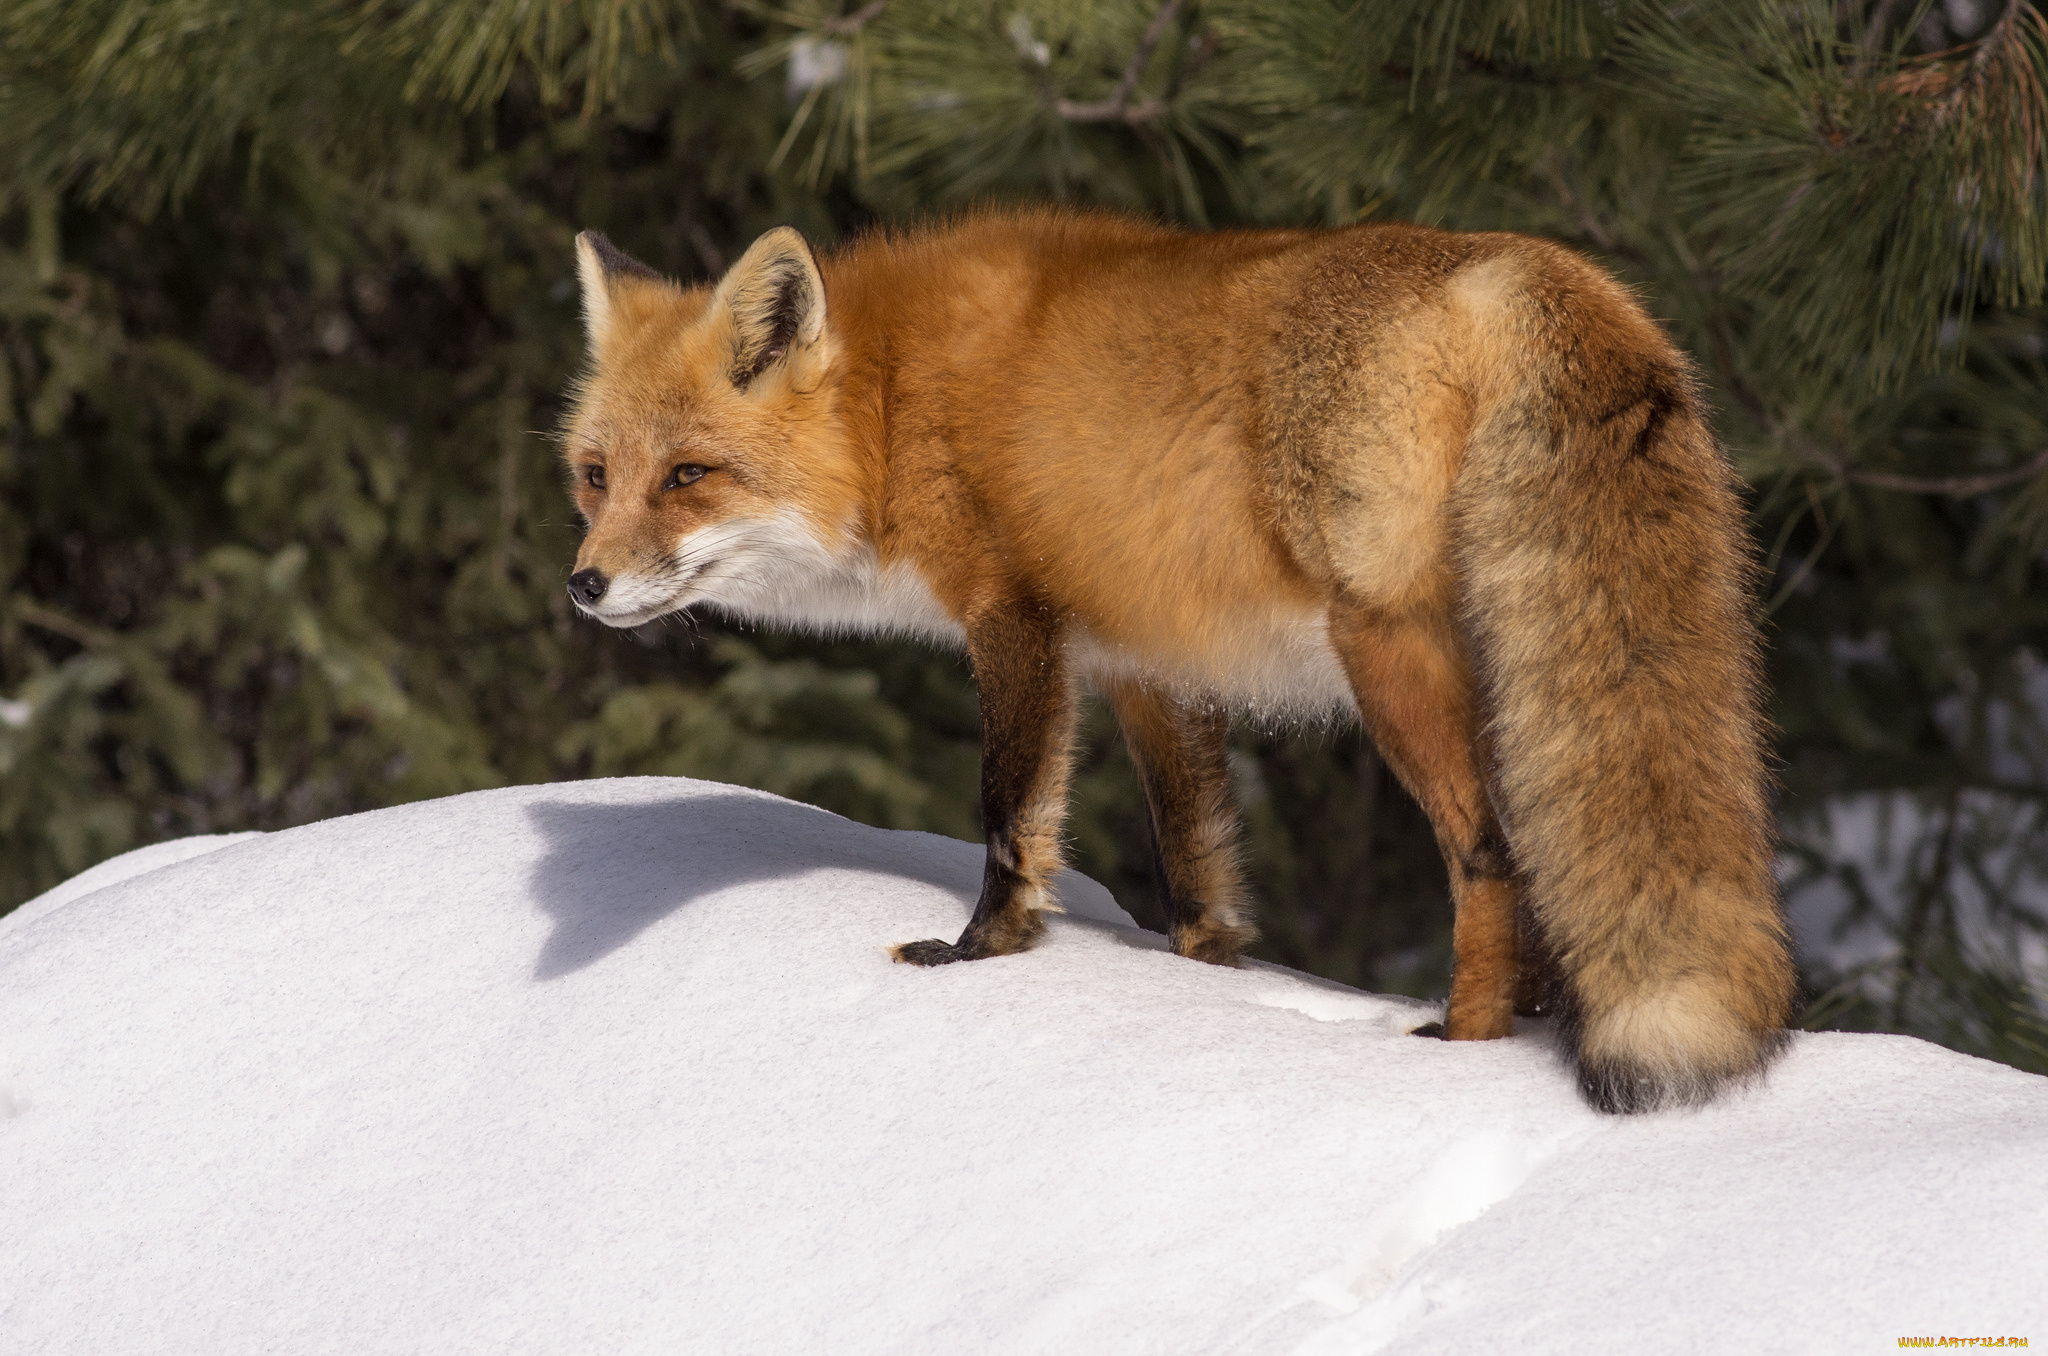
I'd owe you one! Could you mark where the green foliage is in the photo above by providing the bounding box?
[746,0,1246,216]
[4,0,2046,1075]
[1629,1,2048,384]
[0,3,951,907]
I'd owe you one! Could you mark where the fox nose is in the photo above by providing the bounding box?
[568,569,608,607]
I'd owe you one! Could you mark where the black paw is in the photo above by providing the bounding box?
[1408,1021,1446,1039]
[890,938,969,966]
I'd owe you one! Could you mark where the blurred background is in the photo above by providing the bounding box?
[3,0,2045,1073]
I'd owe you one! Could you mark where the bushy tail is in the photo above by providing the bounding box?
[1451,257,1795,1113]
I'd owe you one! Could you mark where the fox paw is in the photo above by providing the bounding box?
[1170,923,1252,967]
[889,938,971,966]
[1408,1021,1446,1039]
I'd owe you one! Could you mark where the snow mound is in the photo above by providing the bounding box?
[9,830,263,930]
[2,777,2043,1354]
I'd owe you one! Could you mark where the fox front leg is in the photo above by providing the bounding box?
[890,603,1079,966]
[1105,679,1257,966]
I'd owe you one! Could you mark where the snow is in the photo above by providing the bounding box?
[3,776,2044,1354]
[1781,787,2048,1017]
[8,831,263,930]
[1782,645,2048,994]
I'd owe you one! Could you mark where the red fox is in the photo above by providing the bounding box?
[560,208,1795,1113]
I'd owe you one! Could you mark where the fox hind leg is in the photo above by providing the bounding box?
[1328,595,1520,1041]
[1106,679,1256,965]
[891,604,1078,966]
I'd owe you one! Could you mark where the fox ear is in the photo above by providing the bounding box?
[711,226,827,391]
[574,230,664,355]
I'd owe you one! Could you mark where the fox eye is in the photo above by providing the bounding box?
[665,464,710,490]
[583,464,606,491]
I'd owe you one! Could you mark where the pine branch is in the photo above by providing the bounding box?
[1780,422,2048,497]
[1861,0,1912,55]
[352,0,687,114]
[1845,447,2048,495]
[1934,0,2030,125]
[1887,0,2045,185]
[14,601,110,649]
[822,1,886,36]
[1054,0,1182,124]
[1737,333,2048,498]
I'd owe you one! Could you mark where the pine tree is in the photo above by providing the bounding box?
[3,0,2044,1072]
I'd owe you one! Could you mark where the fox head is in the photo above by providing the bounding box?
[561,227,861,628]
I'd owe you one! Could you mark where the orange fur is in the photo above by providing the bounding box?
[562,208,1796,1113]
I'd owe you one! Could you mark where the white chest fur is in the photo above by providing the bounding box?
[692,513,966,646]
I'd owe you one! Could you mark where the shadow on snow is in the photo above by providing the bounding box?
[523,791,977,980]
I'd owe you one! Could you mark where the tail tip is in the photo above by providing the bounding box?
[1567,988,1792,1114]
